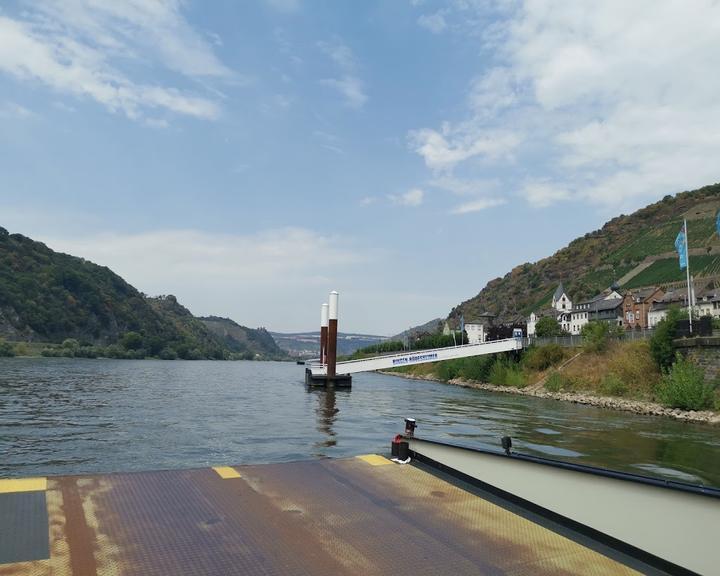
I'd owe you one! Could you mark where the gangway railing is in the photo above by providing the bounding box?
[308,337,522,376]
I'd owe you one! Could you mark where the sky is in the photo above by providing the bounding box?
[1,0,719,335]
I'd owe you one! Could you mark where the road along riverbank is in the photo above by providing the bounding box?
[382,371,720,424]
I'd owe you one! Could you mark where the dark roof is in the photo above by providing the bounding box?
[574,298,622,313]
[576,289,623,308]
[553,283,565,301]
[656,290,687,304]
[626,287,661,302]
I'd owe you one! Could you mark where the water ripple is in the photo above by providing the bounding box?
[0,358,718,487]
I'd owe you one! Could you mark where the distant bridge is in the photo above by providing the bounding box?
[307,337,522,379]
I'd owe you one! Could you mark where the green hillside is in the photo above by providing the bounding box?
[449,183,720,325]
[623,255,720,289]
[0,226,283,360]
[202,316,285,360]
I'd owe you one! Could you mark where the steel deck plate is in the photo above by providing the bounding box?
[0,457,650,575]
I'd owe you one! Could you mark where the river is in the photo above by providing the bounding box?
[1,358,719,487]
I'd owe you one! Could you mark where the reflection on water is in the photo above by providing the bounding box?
[1,358,719,488]
[310,386,344,450]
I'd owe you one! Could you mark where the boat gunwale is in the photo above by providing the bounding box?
[406,435,720,499]
[408,437,705,576]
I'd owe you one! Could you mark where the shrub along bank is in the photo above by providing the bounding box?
[391,329,720,413]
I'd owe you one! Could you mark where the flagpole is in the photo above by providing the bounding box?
[684,218,693,334]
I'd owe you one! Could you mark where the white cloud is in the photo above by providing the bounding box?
[320,76,367,109]
[450,197,505,214]
[40,228,363,330]
[511,0,720,207]
[359,196,377,206]
[0,101,35,119]
[417,12,448,34]
[318,38,357,71]
[33,0,232,79]
[429,177,504,214]
[389,188,425,207]
[0,2,231,121]
[468,67,519,115]
[408,125,521,172]
[430,176,499,197]
[409,0,720,210]
[318,37,367,109]
[522,181,571,208]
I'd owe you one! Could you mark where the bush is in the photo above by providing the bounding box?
[650,307,682,370]
[581,321,611,353]
[13,342,29,356]
[545,371,574,392]
[523,344,565,371]
[62,338,80,350]
[505,367,527,388]
[489,358,526,387]
[0,339,16,357]
[159,347,178,360]
[600,373,629,397]
[435,359,461,381]
[489,360,508,385]
[535,316,562,337]
[457,356,495,381]
[657,354,715,410]
[120,331,144,351]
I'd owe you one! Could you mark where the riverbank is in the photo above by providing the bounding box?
[382,370,720,424]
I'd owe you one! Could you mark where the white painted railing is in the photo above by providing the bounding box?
[308,338,522,376]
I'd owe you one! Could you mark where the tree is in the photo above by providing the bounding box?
[535,316,561,337]
[581,321,615,352]
[120,331,143,351]
[649,307,682,370]
[0,339,15,357]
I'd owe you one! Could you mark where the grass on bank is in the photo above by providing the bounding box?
[391,338,720,412]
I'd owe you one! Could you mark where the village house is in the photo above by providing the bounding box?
[648,283,720,325]
[465,323,485,344]
[465,313,495,344]
[527,283,572,336]
[570,289,623,335]
[647,290,688,327]
[695,288,720,318]
[622,287,664,330]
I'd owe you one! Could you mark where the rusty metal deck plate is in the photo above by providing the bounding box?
[0,456,650,575]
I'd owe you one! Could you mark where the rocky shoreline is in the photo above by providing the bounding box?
[382,371,720,424]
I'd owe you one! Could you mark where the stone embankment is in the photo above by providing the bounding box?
[385,372,720,425]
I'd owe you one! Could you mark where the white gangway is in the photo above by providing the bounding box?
[308,337,523,376]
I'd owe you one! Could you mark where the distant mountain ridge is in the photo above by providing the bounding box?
[447,183,720,326]
[271,331,388,358]
[0,226,285,360]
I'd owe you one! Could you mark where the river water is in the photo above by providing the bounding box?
[1,358,719,487]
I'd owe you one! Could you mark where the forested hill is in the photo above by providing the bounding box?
[0,227,285,360]
[448,183,720,326]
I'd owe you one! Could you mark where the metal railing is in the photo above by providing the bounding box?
[526,328,656,348]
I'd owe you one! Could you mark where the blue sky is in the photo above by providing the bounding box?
[1,1,719,335]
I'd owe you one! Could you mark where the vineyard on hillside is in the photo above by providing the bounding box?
[623,255,720,289]
[609,216,718,264]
